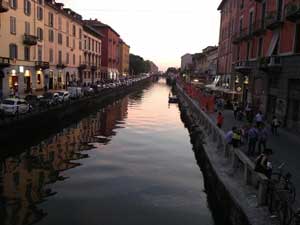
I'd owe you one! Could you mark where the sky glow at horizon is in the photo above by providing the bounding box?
[61,0,221,71]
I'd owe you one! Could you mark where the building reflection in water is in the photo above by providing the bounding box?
[0,97,129,225]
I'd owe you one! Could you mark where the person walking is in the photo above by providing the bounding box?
[271,116,280,136]
[225,127,236,145]
[258,123,268,154]
[232,128,242,148]
[247,125,258,156]
[255,111,263,127]
[233,102,238,120]
[217,112,224,129]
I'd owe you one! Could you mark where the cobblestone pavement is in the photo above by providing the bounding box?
[208,109,300,203]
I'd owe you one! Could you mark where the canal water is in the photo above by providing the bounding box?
[0,79,216,225]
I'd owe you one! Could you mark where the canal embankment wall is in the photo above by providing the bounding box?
[175,84,273,225]
[0,78,152,158]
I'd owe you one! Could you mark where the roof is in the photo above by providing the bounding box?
[217,0,228,10]
[84,19,120,37]
[83,24,104,39]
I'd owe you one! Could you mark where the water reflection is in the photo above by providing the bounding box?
[0,97,130,225]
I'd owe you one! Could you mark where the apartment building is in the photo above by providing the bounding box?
[80,24,102,85]
[85,19,120,80]
[230,0,300,130]
[0,0,46,97]
[118,39,130,77]
[44,0,83,90]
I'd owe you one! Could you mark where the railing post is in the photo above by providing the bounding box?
[244,165,252,185]
[257,179,268,206]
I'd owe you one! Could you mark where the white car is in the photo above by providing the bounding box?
[0,98,30,115]
[57,91,70,103]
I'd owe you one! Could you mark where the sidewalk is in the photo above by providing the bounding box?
[209,109,300,203]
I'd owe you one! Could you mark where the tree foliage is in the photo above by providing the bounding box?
[129,54,150,75]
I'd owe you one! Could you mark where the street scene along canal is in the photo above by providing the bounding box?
[0,79,219,225]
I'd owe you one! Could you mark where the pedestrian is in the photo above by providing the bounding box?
[258,123,268,154]
[233,102,238,120]
[271,116,280,136]
[255,111,263,127]
[232,128,242,148]
[245,103,252,122]
[225,126,237,145]
[217,112,224,129]
[247,125,258,156]
[254,148,273,178]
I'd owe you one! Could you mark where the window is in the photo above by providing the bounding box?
[58,33,63,44]
[79,29,82,39]
[38,0,43,5]
[24,0,31,16]
[258,37,263,57]
[72,25,76,37]
[48,12,54,27]
[73,54,75,65]
[79,40,82,50]
[58,17,62,31]
[10,0,17,9]
[37,6,43,20]
[66,53,69,64]
[66,21,69,34]
[295,24,300,53]
[92,40,94,51]
[49,29,54,42]
[49,48,54,63]
[24,46,30,61]
[37,28,43,41]
[38,45,42,61]
[10,17,16,34]
[58,50,62,64]
[246,42,250,60]
[25,22,30,35]
[72,39,75,49]
[9,44,18,59]
[66,36,69,47]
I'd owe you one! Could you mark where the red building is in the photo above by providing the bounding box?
[217,0,239,90]
[84,19,120,80]
[217,0,300,131]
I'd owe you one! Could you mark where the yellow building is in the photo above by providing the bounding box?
[118,39,130,77]
[0,0,85,98]
[0,0,46,97]
[80,24,102,85]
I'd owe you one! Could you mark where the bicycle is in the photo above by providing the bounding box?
[271,163,296,204]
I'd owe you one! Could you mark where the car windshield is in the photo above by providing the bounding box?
[2,100,15,105]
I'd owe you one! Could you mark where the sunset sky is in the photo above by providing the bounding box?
[60,0,221,71]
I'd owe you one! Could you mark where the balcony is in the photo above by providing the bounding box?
[0,0,9,13]
[78,62,88,70]
[0,57,10,68]
[23,34,38,46]
[234,60,254,74]
[232,29,248,44]
[57,63,66,69]
[285,0,300,22]
[91,64,97,71]
[266,11,284,30]
[258,56,282,73]
[253,20,266,36]
[35,61,50,70]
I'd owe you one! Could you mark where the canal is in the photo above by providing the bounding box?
[0,79,217,225]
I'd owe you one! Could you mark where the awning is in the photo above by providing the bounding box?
[267,30,280,56]
[205,75,221,89]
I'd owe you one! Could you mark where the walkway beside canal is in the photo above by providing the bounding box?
[209,109,300,203]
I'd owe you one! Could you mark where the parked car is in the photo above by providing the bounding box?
[0,98,30,115]
[39,92,59,107]
[68,87,83,99]
[57,91,70,103]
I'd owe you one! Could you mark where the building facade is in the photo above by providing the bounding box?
[85,19,120,80]
[80,24,102,85]
[44,0,83,90]
[218,0,300,131]
[118,39,130,77]
[0,0,47,97]
[181,53,193,72]
[217,0,239,91]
